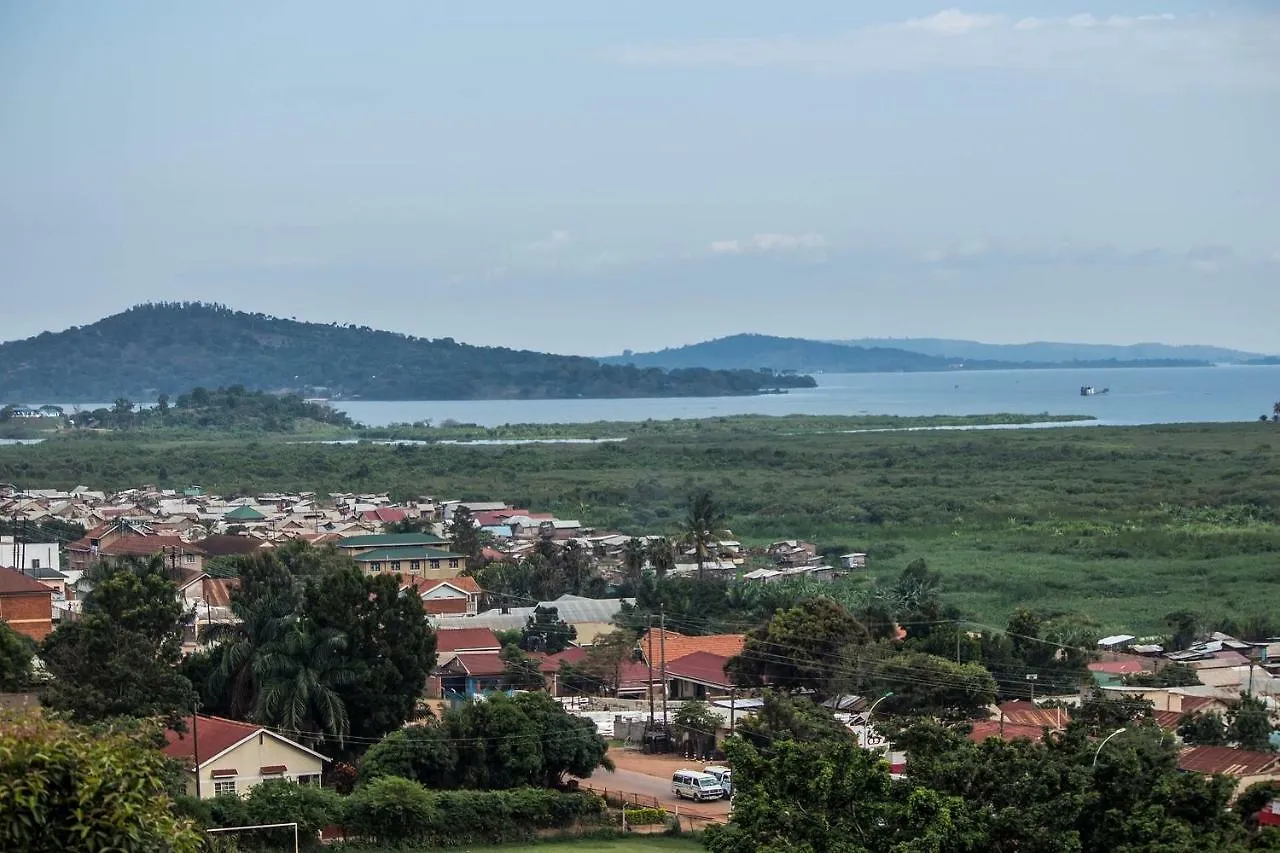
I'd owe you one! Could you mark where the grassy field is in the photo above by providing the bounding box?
[3,417,1278,633]
[402,838,702,853]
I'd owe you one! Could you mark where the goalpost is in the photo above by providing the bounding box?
[205,821,300,853]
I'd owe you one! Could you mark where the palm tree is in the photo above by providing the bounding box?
[1272,401,1280,422]
[252,622,356,748]
[647,537,675,580]
[678,490,730,581]
[622,537,648,591]
[204,594,294,719]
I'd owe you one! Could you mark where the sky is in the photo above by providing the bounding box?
[1,1,1278,355]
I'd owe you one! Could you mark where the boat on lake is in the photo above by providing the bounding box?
[1080,386,1110,396]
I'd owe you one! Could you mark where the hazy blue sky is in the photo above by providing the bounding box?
[2,2,1277,354]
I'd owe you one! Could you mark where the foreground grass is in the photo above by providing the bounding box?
[345,838,703,853]
[3,418,1278,632]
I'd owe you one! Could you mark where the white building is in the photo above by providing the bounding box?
[0,535,60,572]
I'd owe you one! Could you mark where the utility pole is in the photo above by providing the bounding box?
[646,615,655,732]
[192,704,202,799]
[660,604,668,732]
[729,688,736,735]
[1026,673,1038,703]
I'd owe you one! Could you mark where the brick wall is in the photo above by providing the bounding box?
[0,592,54,642]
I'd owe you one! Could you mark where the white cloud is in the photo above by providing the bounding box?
[709,232,828,254]
[523,229,571,253]
[602,9,1280,91]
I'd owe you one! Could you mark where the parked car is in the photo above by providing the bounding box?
[702,765,732,798]
[671,769,725,801]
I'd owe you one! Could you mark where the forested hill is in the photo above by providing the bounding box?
[0,304,815,401]
[602,333,1210,373]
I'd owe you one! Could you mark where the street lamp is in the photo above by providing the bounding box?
[866,692,894,722]
[1092,727,1127,767]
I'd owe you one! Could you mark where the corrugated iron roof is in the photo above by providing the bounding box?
[1178,745,1280,777]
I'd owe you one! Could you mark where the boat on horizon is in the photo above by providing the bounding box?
[1080,385,1111,397]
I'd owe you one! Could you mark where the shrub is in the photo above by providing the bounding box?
[0,713,203,853]
[624,807,668,826]
[240,779,342,850]
[343,777,437,845]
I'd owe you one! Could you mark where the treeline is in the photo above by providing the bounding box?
[69,385,354,432]
[0,302,815,400]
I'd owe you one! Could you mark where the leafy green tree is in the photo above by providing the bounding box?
[447,505,482,559]
[0,714,203,853]
[678,490,729,580]
[302,563,437,744]
[0,622,36,691]
[1178,711,1229,746]
[646,537,676,579]
[500,644,546,690]
[735,691,854,751]
[674,699,721,757]
[729,597,870,695]
[1166,610,1201,652]
[512,691,613,787]
[39,557,195,728]
[1230,695,1275,752]
[558,629,636,696]
[1125,662,1200,688]
[870,650,998,721]
[520,605,577,653]
[237,778,342,852]
[359,723,458,788]
[342,776,438,846]
[621,537,648,592]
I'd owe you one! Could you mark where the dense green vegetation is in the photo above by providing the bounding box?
[0,302,814,400]
[3,418,1279,631]
[604,332,1209,372]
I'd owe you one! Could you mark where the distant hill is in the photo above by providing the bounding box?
[0,304,815,401]
[602,334,1211,373]
[834,337,1266,364]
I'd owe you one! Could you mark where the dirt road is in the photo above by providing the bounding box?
[584,751,732,820]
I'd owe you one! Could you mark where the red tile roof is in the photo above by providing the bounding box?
[618,659,660,691]
[535,645,588,673]
[1088,660,1146,675]
[360,507,407,524]
[424,598,471,616]
[996,700,1070,730]
[968,720,1049,743]
[402,575,480,596]
[447,651,507,677]
[203,578,239,608]
[640,629,745,665]
[1180,695,1221,714]
[67,534,205,558]
[196,535,267,557]
[0,565,56,596]
[664,650,734,690]
[435,627,501,653]
[1153,710,1184,730]
[1178,745,1280,778]
[164,715,261,767]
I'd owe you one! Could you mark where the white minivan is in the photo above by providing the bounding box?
[702,765,732,799]
[671,769,725,801]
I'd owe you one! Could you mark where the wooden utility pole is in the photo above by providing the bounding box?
[660,605,668,731]
[192,705,203,799]
[646,615,656,732]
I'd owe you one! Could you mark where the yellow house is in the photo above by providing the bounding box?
[164,714,329,799]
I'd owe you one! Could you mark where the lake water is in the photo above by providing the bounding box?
[333,365,1280,427]
[33,365,1280,429]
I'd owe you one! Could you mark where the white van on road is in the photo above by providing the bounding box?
[671,769,725,802]
[702,765,732,798]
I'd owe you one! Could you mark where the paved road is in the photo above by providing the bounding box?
[585,767,732,818]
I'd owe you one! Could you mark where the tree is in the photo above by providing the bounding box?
[678,490,729,580]
[559,629,635,696]
[734,691,854,751]
[520,605,577,653]
[1178,711,1228,746]
[1,715,204,853]
[512,691,612,787]
[729,597,870,695]
[359,723,457,788]
[869,650,998,721]
[621,537,648,592]
[674,698,721,757]
[1230,695,1275,752]
[447,505,481,559]
[253,622,356,748]
[647,537,676,579]
[1125,662,1201,688]
[39,557,195,728]
[302,564,437,744]
[500,644,546,690]
[0,621,35,691]
[1166,610,1200,652]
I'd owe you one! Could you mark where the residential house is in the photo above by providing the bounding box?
[163,714,329,799]
[436,627,502,657]
[66,525,207,573]
[434,652,509,702]
[453,594,634,634]
[195,534,271,560]
[0,565,55,641]
[664,650,737,700]
[1177,745,1280,797]
[839,552,867,570]
[335,532,448,558]
[768,540,818,568]
[638,628,746,668]
[354,546,466,580]
[400,576,482,616]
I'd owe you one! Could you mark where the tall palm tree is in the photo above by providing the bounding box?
[252,623,356,748]
[678,490,730,581]
[647,537,675,580]
[204,595,294,719]
[622,537,648,591]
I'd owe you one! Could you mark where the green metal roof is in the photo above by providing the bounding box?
[353,546,464,562]
[338,532,445,548]
[223,505,266,521]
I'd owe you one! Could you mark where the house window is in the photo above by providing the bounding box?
[449,559,460,569]
[390,561,401,572]
[429,560,439,570]
[184,554,196,564]
[370,562,382,572]
[213,780,237,795]
[31,558,40,570]
[296,774,321,786]
[410,560,421,572]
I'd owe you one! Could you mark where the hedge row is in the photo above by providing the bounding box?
[185,778,607,850]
